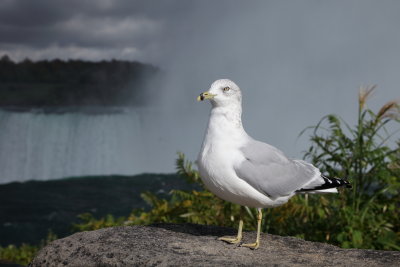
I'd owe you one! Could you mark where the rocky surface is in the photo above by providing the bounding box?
[30,224,400,266]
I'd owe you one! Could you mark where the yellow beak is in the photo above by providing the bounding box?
[197,92,217,101]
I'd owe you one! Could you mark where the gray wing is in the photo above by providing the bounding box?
[234,139,318,199]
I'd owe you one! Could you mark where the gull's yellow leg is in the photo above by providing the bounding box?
[241,208,262,249]
[218,219,243,244]
[218,206,244,244]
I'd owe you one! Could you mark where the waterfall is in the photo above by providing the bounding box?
[0,108,176,184]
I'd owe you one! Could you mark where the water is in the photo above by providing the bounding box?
[0,108,178,184]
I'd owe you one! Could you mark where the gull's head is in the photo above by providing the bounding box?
[197,79,242,108]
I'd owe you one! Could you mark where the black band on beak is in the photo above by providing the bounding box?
[197,91,214,101]
[199,93,205,101]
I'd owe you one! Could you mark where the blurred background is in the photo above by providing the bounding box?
[1,0,400,182]
[1,0,399,265]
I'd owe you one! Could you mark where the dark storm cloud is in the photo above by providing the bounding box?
[0,0,193,61]
[0,0,73,27]
[0,0,255,62]
[0,0,176,28]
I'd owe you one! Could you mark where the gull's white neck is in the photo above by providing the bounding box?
[201,103,248,149]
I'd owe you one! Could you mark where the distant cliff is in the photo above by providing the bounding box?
[0,55,159,108]
[0,174,192,246]
[30,224,400,266]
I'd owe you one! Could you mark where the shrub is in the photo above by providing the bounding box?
[0,232,56,266]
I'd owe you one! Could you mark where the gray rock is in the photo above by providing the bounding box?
[30,224,400,267]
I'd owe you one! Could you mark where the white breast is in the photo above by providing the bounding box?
[197,108,290,208]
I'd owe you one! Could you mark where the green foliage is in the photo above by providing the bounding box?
[292,87,400,250]
[0,244,38,266]
[0,231,56,266]
[72,213,127,232]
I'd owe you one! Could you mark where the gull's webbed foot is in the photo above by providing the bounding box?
[218,236,242,244]
[240,241,259,250]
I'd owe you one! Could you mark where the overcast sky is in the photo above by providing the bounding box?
[0,0,188,63]
[1,0,400,170]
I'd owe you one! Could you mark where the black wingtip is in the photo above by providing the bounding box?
[296,175,352,192]
[322,174,352,189]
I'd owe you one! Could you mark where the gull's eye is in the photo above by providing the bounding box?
[223,87,230,92]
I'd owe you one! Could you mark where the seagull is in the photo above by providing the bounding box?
[197,79,351,249]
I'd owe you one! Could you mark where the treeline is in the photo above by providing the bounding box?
[0,55,159,108]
